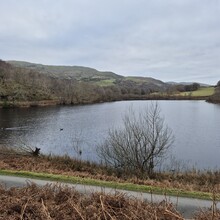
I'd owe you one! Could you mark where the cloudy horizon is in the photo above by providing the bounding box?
[0,0,220,84]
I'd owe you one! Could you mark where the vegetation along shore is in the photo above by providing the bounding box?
[0,145,220,200]
[0,60,219,108]
[1,149,220,219]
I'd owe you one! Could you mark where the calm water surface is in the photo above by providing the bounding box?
[0,101,220,170]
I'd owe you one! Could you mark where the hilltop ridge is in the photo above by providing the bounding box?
[0,59,217,107]
[7,60,166,88]
[0,60,168,107]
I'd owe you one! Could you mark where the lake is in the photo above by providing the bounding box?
[0,100,220,170]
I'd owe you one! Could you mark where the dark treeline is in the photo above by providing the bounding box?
[0,60,105,105]
[0,60,168,106]
[207,80,220,103]
[166,83,201,95]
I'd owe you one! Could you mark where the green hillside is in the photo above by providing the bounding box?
[1,60,217,107]
[0,60,168,107]
[8,61,122,82]
[179,87,215,97]
[7,61,167,89]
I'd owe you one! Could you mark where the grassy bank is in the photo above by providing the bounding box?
[0,86,215,108]
[0,151,220,200]
[146,86,214,100]
[0,169,214,200]
[179,86,215,97]
[0,99,60,108]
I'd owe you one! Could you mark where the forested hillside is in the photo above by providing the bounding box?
[0,60,169,107]
[1,59,213,107]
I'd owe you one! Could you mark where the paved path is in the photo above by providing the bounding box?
[0,175,218,219]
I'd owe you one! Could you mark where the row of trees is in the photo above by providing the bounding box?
[166,83,200,95]
[0,60,108,103]
[0,60,169,105]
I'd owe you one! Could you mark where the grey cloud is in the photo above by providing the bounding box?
[0,0,220,84]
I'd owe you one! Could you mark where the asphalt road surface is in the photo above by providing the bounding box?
[0,175,218,219]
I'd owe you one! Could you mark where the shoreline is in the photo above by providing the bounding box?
[0,95,213,109]
[0,152,219,201]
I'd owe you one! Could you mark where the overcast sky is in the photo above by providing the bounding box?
[0,0,219,84]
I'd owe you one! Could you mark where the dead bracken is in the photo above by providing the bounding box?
[0,183,219,219]
[0,183,184,220]
[0,150,220,194]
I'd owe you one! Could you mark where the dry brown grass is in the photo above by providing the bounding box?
[194,191,220,220]
[194,210,220,220]
[0,149,220,194]
[1,183,220,220]
[0,183,185,220]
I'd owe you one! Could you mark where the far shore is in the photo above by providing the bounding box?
[0,95,213,109]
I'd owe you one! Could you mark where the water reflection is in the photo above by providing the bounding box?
[0,101,220,169]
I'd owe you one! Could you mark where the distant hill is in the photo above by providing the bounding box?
[7,60,122,81]
[1,59,217,107]
[125,76,166,87]
[166,81,211,87]
[7,61,166,88]
[0,60,170,107]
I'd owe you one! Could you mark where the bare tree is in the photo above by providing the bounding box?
[97,102,174,177]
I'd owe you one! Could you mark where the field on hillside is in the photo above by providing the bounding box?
[180,87,215,97]
[94,79,116,86]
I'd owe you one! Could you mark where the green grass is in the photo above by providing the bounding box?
[94,79,116,86]
[125,77,149,83]
[0,169,216,201]
[180,87,215,97]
